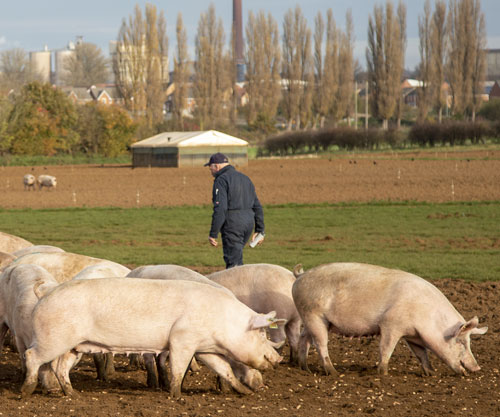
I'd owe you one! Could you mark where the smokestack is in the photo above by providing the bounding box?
[233,0,245,82]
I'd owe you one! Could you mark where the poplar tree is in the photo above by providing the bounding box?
[172,13,190,130]
[113,4,169,129]
[245,11,281,128]
[366,1,405,130]
[417,0,433,121]
[193,4,230,129]
[282,6,313,130]
[431,0,448,122]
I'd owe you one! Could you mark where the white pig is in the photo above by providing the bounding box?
[292,262,488,377]
[37,175,56,190]
[0,231,32,254]
[207,264,302,363]
[21,278,284,398]
[126,265,261,391]
[23,174,36,191]
[0,264,79,393]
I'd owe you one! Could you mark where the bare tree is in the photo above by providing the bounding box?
[445,0,485,120]
[417,0,433,121]
[0,49,42,92]
[282,5,313,130]
[172,13,190,130]
[113,4,169,129]
[394,1,407,129]
[366,1,405,130]
[193,4,230,129]
[332,10,355,126]
[431,0,448,122]
[245,11,281,127]
[62,42,110,87]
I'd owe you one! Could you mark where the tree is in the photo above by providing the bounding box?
[172,13,190,130]
[5,82,78,155]
[366,1,406,130]
[431,0,448,122]
[76,102,136,156]
[0,48,42,92]
[245,11,281,129]
[193,4,230,129]
[282,5,313,130]
[417,0,433,121]
[446,0,486,119]
[62,42,110,87]
[113,4,169,130]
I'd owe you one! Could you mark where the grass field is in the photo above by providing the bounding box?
[1,201,498,281]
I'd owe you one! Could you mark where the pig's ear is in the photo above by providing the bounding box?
[456,316,481,337]
[471,326,488,335]
[249,312,287,330]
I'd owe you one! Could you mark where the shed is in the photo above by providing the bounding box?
[131,130,249,168]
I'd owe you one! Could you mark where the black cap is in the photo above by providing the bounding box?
[204,152,229,166]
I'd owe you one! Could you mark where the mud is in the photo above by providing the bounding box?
[0,149,499,416]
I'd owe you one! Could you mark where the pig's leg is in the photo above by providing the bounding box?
[406,340,433,376]
[144,353,159,389]
[196,353,253,395]
[297,328,313,372]
[104,352,115,376]
[377,329,401,375]
[168,345,195,398]
[39,364,61,394]
[303,315,336,375]
[50,351,80,396]
[156,351,170,390]
[0,323,8,352]
[93,353,113,381]
[21,348,42,396]
[227,358,264,390]
[285,319,302,364]
[189,357,201,372]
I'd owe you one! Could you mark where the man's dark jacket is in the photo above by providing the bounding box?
[209,165,264,239]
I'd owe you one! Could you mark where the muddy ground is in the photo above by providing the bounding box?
[0,149,499,416]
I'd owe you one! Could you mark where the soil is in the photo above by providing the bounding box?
[0,149,499,416]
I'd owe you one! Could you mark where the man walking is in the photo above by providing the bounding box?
[205,152,265,268]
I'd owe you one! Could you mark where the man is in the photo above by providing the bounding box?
[205,152,265,269]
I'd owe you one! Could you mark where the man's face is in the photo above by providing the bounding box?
[209,163,219,177]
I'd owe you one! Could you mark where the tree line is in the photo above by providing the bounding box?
[0,1,492,157]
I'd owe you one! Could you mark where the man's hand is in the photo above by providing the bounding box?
[251,232,265,246]
[208,237,218,247]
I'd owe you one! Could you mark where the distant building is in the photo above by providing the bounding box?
[486,49,500,81]
[490,81,500,100]
[29,46,51,83]
[131,130,249,168]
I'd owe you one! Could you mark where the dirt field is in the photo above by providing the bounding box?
[0,149,499,416]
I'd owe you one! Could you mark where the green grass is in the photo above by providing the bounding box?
[1,201,498,281]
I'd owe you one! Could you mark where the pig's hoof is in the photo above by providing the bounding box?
[376,365,389,375]
[21,382,37,397]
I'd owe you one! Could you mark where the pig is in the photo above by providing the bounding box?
[13,252,128,283]
[73,263,131,280]
[207,264,302,363]
[37,175,57,190]
[0,264,80,393]
[23,174,36,191]
[21,278,284,398]
[0,231,32,254]
[0,251,17,271]
[12,245,65,258]
[292,262,488,377]
[126,265,261,391]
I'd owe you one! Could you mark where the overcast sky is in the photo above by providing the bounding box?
[1,0,499,71]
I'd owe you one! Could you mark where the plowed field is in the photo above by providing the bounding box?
[0,149,499,416]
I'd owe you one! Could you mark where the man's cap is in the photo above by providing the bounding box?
[204,152,229,166]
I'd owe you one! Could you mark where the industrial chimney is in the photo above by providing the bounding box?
[233,0,245,82]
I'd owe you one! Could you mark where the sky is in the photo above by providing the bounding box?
[1,0,499,71]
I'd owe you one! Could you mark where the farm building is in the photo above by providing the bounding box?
[131,130,249,168]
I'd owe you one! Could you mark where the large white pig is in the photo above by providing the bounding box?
[0,231,32,254]
[127,265,262,391]
[21,278,284,398]
[207,264,302,363]
[0,264,78,393]
[0,252,16,271]
[13,252,128,283]
[12,245,65,258]
[292,262,488,377]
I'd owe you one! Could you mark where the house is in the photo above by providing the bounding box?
[130,130,249,168]
[489,81,500,100]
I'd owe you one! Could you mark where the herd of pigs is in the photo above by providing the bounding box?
[0,230,488,400]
